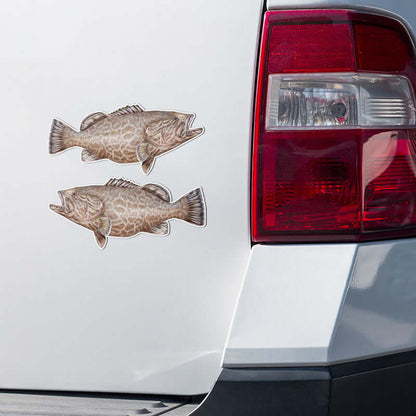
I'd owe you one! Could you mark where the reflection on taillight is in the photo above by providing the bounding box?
[363,130,416,231]
[252,9,416,243]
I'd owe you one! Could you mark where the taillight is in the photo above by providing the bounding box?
[252,9,416,243]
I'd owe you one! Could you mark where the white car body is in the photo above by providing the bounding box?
[0,0,261,395]
[0,0,415,412]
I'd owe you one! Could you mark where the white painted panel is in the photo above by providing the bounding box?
[225,240,416,367]
[224,244,356,366]
[0,0,262,394]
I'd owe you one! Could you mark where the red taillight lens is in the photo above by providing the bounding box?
[267,20,355,73]
[259,130,361,238]
[252,10,416,243]
[354,21,414,72]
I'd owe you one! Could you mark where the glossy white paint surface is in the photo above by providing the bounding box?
[0,0,262,394]
[224,244,356,366]
[225,239,416,366]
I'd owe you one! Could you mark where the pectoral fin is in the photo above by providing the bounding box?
[136,143,149,163]
[137,144,155,175]
[94,217,112,249]
[97,217,112,236]
[142,157,155,175]
[149,222,169,235]
[94,231,107,249]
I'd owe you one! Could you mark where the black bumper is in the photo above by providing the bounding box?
[192,349,416,416]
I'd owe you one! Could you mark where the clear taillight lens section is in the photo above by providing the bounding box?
[266,75,359,128]
[266,74,416,129]
[252,9,416,243]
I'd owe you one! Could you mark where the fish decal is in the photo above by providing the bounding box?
[49,105,204,174]
[49,178,206,248]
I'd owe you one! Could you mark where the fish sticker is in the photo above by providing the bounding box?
[49,105,204,174]
[49,178,206,248]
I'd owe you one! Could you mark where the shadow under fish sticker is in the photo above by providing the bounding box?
[49,105,204,174]
[49,178,206,248]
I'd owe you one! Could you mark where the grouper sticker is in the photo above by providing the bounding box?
[50,178,206,249]
[49,105,204,174]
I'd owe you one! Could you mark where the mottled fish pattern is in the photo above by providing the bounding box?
[50,178,206,248]
[49,105,204,174]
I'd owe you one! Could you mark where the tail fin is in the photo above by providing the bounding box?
[49,119,76,154]
[178,188,206,226]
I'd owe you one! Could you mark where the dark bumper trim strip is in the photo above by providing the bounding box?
[192,350,416,416]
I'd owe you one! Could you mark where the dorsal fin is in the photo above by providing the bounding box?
[80,112,107,130]
[105,178,140,189]
[110,105,145,116]
[142,183,171,202]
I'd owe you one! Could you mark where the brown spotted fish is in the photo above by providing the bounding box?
[49,105,204,174]
[49,178,206,248]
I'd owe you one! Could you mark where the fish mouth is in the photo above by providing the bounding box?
[50,191,72,214]
[184,113,204,138]
[186,113,196,130]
